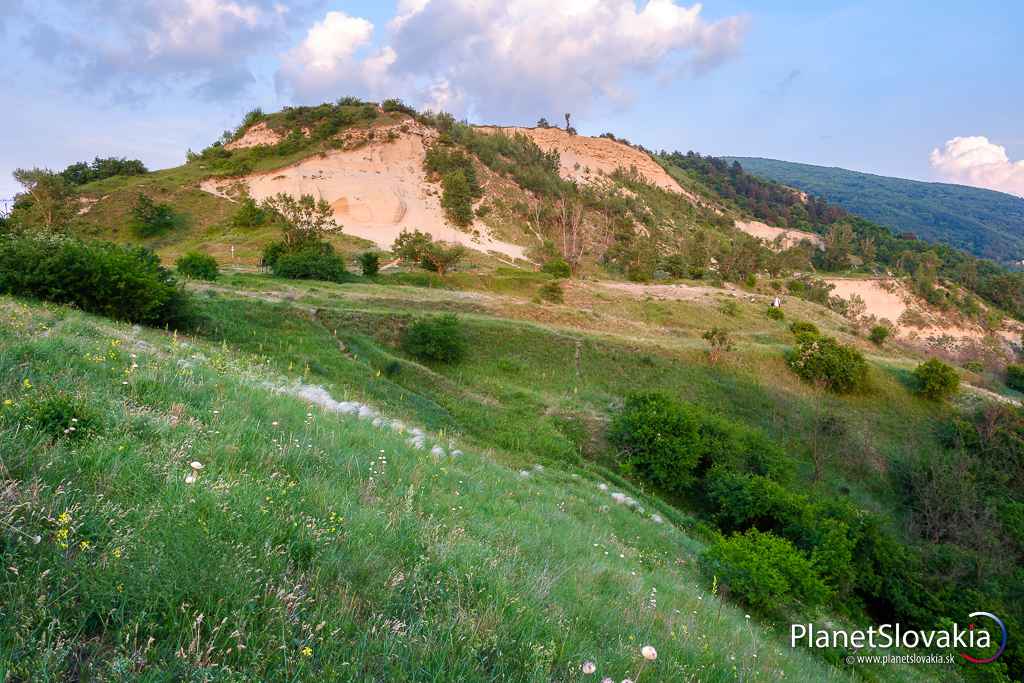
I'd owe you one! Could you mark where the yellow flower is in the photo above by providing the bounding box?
[112,547,123,559]
[79,540,91,551]
[57,512,71,526]
[22,379,32,389]
[301,646,313,658]
[2,399,12,407]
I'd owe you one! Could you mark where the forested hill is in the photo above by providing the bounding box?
[726,156,1024,264]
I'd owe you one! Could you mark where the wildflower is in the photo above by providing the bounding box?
[79,540,91,551]
[581,661,596,674]
[301,646,313,657]
[602,679,614,683]
[622,679,634,683]
[22,379,31,389]
[112,547,122,559]
[641,645,657,661]
[57,512,71,526]
[2,399,12,406]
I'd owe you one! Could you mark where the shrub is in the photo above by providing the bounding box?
[609,392,702,492]
[766,307,784,321]
[130,193,179,238]
[440,171,475,227]
[538,281,564,303]
[913,358,959,401]
[1007,364,1024,392]
[359,251,380,277]
[231,197,268,229]
[702,529,829,611]
[401,314,467,364]
[789,320,819,337]
[719,300,739,317]
[271,242,347,282]
[261,241,288,270]
[175,252,219,280]
[0,234,190,326]
[392,229,466,277]
[16,392,99,440]
[787,334,868,393]
[381,98,416,116]
[702,327,734,364]
[541,258,572,278]
[869,325,890,346]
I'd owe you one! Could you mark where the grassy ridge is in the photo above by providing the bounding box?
[0,295,891,682]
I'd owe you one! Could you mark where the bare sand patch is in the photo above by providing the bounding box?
[224,122,284,150]
[735,220,823,250]
[202,125,528,262]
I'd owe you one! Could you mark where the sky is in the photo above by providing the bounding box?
[1,0,1022,200]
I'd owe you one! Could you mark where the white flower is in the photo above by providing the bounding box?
[641,645,657,661]
[581,661,596,674]
[189,461,204,471]
[602,679,614,683]
[622,679,634,683]
[598,483,609,491]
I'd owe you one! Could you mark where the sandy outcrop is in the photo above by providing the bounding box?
[735,220,823,250]
[224,122,284,150]
[477,126,688,196]
[202,123,528,261]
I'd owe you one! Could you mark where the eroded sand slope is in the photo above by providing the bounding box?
[202,124,527,261]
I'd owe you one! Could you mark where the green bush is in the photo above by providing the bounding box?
[538,281,564,303]
[175,252,219,280]
[271,243,347,282]
[359,251,380,277]
[788,320,819,337]
[541,258,572,278]
[1007,364,1024,392]
[0,234,191,327]
[13,392,99,441]
[719,300,739,317]
[913,358,959,401]
[868,325,890,346]
[401,314,467,364]
[702,529,829,611]
[129,193,180,238]
[609,393,788,494]
[440,171,475,227]
[231,197,268,229]
[787,334,868,393]
[766,307,784,321]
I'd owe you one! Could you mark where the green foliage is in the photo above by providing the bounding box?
[13,392,99,440]
[789,320,819,337]
[392,229,466,277]
[129,193,180,238]
[9,168,77,232]
[0,234,190,326]
[440,171,475,227]
[271,242,347,283]
[766,306,784,321]
[786,334,868,393]
[175,252,220,280]
[912,358,959,401]
[231,197,269,229]
[261,193,340,247]
[358,251,380,277]
[60,157,147,186]
[702,327,734,363]
[609,393,787,495]
[381,98,416,115]
[540,258,571,278]
[400,314,466,364]
[719,300,739,317]
[868,324,890,346]
[702,529,829,611]
[538,281,564,303]
[1007,365,1024,392]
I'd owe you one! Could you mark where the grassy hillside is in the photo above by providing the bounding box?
[4,262,1012,680]
[727,157,1024,263]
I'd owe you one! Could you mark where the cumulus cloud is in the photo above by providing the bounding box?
[930,136,1024,198]
[275,0,749,119]
[19,0,318,99]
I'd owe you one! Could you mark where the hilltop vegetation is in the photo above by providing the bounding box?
[727,157,1024,264]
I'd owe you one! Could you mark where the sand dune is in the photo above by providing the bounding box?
[735,220,823,250]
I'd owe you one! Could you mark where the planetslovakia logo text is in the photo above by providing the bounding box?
[791,612,1007,664]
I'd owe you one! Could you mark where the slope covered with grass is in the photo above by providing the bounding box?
[1,282,958,681]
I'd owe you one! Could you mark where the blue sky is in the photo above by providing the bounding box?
[1,0,1021,199]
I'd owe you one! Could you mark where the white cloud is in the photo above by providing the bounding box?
[275,0,748,118]
[930,136,1024,198]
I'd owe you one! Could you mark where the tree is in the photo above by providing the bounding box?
[392,229,466,277]
[10,168,77,232]
[555,196,585,273]
[358,251,380,277]
[440,171,474,226]
[536,118,551,129]
[129,194,178,237]
[820,223,854,270]
[261,193,340,247]
[913,359,959,401]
